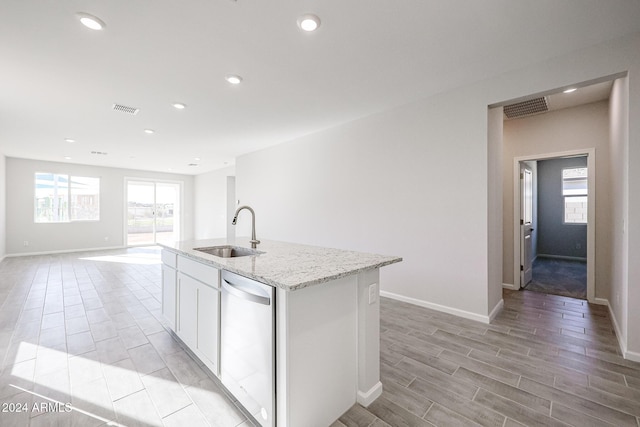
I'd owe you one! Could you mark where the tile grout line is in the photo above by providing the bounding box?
[1,267,38,372]
[10,382,124,426]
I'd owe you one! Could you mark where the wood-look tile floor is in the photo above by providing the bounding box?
[2,248,640,427]
[0,248,251,427]
[335,290,640,427]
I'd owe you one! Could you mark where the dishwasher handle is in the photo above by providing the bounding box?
[222,277,272,306]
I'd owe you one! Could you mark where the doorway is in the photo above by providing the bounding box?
[513,150,595,301]
[126,179,182,246]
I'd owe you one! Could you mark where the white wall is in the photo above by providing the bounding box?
[193,166,235,239]
[232,32,640,330]
[626,64,640,358]
[237,84,492,321]
[0,155,6,260]
[487,107,504,317]
[502,101,611,299]
[609,77,629,355]
[6,157,195,255]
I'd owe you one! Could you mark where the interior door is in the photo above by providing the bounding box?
[520,164,534,287]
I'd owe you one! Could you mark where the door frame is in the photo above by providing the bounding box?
[512,148,595,302]
[124,177,184,247]
[520,163,534,287]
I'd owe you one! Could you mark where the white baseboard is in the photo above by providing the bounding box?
[625,350,640,363]
[600,298,634,361]
[593,297,608,306]
[5,245,126,258]
[502,283,518,290]
[489,299,504,322]
[357,381,382,407]
[380,291,491,324]
[537,254,587,262]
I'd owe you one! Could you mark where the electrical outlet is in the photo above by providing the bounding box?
[368,283,378,305]
[23,240,29,247]
[576,243,581,250]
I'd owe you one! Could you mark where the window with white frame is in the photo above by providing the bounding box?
[562,167,587,224]
[35,173,100,223]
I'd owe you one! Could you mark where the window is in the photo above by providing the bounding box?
[562,167,587,224]
[35,173,100,222]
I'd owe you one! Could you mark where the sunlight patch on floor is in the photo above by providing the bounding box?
[79,253,161,265]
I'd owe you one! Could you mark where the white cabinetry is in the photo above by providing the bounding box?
[196,282,220,372]
[161,250,177,329]
[176,256,220,375]
[160,244,386,427]
[177,273,199,348]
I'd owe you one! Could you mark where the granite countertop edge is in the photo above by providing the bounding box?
[160,238,402,291]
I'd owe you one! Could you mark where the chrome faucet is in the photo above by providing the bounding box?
[232,205,260,248]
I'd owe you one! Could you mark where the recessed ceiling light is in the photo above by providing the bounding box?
[194,157,201,161]
[172,103,186,110]
[64,138,75,143]
[144,129,155,134]
[77,13,106,30]
[297,14,321,32]
[64,156,72,160]
[563,88,577,93]
[225,74,243,85]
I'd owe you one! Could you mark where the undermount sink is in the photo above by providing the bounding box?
[194,245,262,258]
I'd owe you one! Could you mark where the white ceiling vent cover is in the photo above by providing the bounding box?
[504,97,548,119]
[112,103,140,115]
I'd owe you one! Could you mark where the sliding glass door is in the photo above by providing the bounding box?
[126,180,181,246]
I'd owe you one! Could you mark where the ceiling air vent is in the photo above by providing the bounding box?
[503,97,548,119]
[112,103,140,115]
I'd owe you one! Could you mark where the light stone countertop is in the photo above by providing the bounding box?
[160,238,402,291]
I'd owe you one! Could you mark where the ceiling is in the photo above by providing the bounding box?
[546,80,614,112]
[1,1,640,175]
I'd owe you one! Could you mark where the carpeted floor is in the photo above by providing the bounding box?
[523,257,587,299]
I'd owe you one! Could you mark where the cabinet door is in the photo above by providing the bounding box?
[161,264,177,330]
[177,273,198,349]
[197,283,220,374]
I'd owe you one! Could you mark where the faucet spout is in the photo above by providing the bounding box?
[232,205,260,248]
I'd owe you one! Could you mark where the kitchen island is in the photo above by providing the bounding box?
[160,238,401,427]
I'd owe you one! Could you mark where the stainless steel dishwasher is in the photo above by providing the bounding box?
[220,270,275,427]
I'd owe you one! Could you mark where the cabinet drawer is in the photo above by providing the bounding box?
[178,256,219,287]
[161,250,177,269]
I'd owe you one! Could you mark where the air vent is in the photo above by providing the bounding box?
[112,103,140,115]
[504,97,548,119]
[91,151,108,155]
[188,163,199,167]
